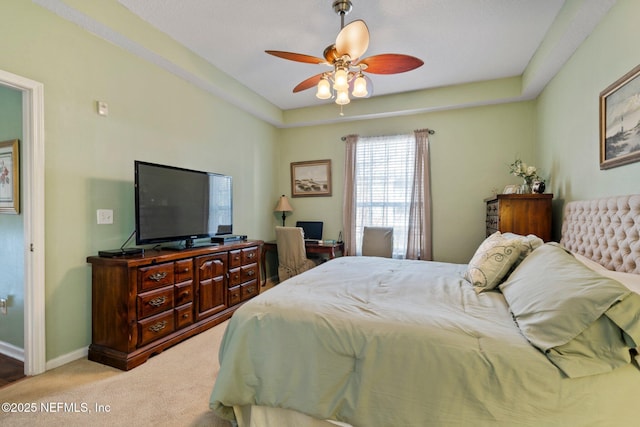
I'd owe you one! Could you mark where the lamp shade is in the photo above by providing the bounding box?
[274,195,293,212]
[274,195,293,227]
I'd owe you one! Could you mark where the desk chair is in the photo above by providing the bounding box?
[275,226,317,281]
[362,227,394,258]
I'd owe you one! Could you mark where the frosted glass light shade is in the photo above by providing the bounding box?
[316,78,331,99]
[333,68,349,91]
[352,75,368,97]
[335,90,350,105]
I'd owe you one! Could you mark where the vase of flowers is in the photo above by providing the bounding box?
[509,159,540,194]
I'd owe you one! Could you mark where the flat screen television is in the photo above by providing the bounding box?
[134,161,232,248]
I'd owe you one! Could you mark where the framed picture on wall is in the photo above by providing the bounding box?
[0,139,19,214]
[599,63,640,170]
[290,159,332,197]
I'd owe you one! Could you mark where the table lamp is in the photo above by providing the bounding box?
[274,195,293,226]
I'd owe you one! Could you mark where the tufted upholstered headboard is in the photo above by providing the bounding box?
[560,194,640,274]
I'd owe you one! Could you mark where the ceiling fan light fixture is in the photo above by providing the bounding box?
[352,73,368,97]
[266,0,423,115]
[316,76,332,99]
[335,89,350,105]
[333,67,349,91]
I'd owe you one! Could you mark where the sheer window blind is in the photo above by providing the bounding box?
[355,134,415,258]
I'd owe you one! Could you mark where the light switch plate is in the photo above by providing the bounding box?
[97,101,109,116]
[97,209,113,224]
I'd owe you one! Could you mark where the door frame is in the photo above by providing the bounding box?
[0,69,45,375]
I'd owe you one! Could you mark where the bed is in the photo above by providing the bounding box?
[210,194,640,427]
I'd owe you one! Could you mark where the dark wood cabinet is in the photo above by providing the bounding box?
[87,240,262,370]
[485,194,553,242]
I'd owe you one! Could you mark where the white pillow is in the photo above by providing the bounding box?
[572,253,640,295]
[502,232,544,262]
[465,232,524,293]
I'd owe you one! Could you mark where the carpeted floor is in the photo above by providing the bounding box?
[0,320,233,427]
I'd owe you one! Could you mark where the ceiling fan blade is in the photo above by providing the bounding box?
[293,73,325,93]
[359,54,424,74]
[335,20,369,60]
[265,50,326,65]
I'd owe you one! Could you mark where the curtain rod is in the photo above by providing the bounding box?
[341,129,435,141]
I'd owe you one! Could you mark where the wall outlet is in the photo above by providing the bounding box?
[97,209,113,225]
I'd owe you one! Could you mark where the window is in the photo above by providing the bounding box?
[355,134,415,258]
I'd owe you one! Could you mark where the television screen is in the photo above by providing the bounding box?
[134,161,232,247]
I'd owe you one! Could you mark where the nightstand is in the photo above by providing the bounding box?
[485,194,553,241]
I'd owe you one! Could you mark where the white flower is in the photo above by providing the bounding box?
[509,158,540,181]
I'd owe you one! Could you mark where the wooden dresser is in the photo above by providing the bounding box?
[86,240,262,370]
[485,194,553,242]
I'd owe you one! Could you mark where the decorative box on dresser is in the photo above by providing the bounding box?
[485,194,553,242]
[86,240,262,370]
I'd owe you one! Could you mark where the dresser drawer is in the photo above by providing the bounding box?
[241,247,259,265]
[228,249,243,269]
[241,280,259,301]
[174,281,193,306]
[174,259,193,283]
[228,285,241,306]
[229,263,258,286]
[138,311,175,346]
[175,303,193,329]
[137,286,174,319]
[241,263,258,283]
[139,263,175,291]
[229,247,259,268]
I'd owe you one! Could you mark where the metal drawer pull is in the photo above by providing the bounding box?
[149,296,167,307]
[247,252,255,259]
[148,320,167,332]
[149,272,167,281]
[247,270,255,276]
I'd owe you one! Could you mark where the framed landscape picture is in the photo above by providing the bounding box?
[0,139,19,214]
[599,64,640,169]
[290,159,332,197]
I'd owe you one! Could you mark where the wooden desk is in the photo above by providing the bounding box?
[261,240,344,286]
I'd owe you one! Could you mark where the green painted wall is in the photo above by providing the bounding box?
[536,0,640,238]
[0,0,279,361]
[278,102,536,264]
[0,85,24,349]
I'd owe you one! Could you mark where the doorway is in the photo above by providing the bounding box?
[0,69,45,376]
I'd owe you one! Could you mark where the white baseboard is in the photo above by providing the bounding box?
[0,341,24,361]
[0,341,88,372]
[45,346,88,371]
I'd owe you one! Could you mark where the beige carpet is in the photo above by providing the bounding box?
[0,321,233,427]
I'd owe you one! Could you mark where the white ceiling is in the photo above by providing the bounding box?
[113,0,606,111]
[36,0,614,118]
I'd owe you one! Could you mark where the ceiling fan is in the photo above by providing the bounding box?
[266,0,424,112]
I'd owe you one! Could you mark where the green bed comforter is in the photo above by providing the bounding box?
[210,256,639,427]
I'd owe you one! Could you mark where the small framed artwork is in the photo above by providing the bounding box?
[502,184,519,195]
[599,64,640,170]
[0,139,19,214]
[291,159,332,197]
